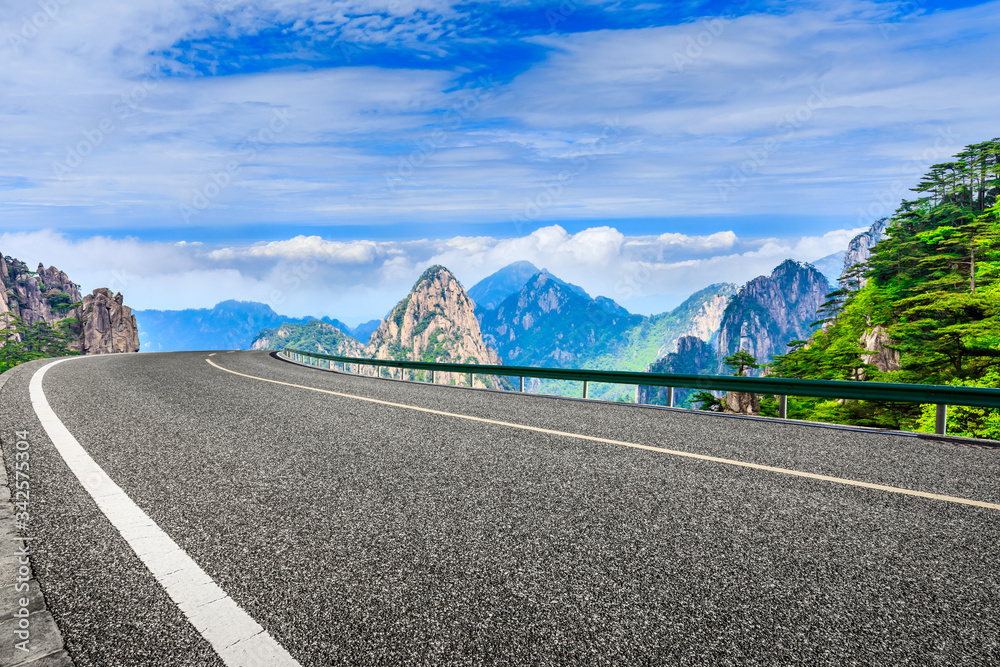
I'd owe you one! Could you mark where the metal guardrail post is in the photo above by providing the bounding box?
[519,376,524,392]
[666,387,674,408]
[634,385,640,404]
[430,369,435,384]
[469,372,473,387]
[935,404,947,435]
[583,381,588,399]
[779,395,788,419]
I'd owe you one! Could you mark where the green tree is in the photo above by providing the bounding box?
[768,138,1000,435]
[722,349,759,376]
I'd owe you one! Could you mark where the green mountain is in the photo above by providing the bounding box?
[250,319,364,356]
[770,138,1000,438]
[480,271,641,366]
[479,272,736,400]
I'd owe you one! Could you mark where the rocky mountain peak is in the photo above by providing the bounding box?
[470,262,590,315]
[715,260,830,373]
[841,218,891,288]
[366,265,504,388]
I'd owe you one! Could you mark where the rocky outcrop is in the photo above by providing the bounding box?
[1,252,139,355]
[79,289,141,354]
[641,335,717,407]
[657,286,734,358]
[714,260,831,374]
[841,218,890,288]
[366,265,505,389]
[0,257,82,328]
[724,390,760,415]
[859,325,901,374]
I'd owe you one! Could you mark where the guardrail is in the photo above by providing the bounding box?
[281,348,1000,436]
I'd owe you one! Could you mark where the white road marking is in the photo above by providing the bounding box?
[209,358,1000,513]
[30,359,300,667]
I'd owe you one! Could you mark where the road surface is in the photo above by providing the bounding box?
[0,351,998,665]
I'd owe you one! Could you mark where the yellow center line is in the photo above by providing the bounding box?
[207,358,1000,513]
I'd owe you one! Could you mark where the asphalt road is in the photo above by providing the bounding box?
[1,351,998,666]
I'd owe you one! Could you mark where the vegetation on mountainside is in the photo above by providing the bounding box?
[508,283,735,402]
[252,319,362,355]
[770,138,1000,438]
[0,314,79,372]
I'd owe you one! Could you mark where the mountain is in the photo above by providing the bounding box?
[645,260,831,407]
[314,316,379,344]
[480,271,641,369]
[346,318,381,344]
[468,261,589,312]
[476,271,737,400]
[366,265,506,389]
[1,252,139,356]
[251,320,364,356]
[770,138,1000,438]
[840,217,890,288]
[811,251,846,285]
[559,282,736,370]
[137,300,301,352]
[714,260,831,373]
[640,336,717,408]
[138,301,379,352]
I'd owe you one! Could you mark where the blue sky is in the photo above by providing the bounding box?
[1,0,997,321]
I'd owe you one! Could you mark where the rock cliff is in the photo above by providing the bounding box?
[656,285,734,358]
[366,265,505,389]
[841,218,890,288]
[644,261,830,411]
[1,252,139,355]
[641,335,717,407]
[80,288,141,354]
[714,260,831,374]
[859,324,901,374]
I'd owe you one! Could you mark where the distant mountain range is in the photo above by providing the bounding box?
[135,224,883,407]
[136,300,379,352]
[473,264,735,400]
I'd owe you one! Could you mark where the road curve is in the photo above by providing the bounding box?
[1,351,998,666]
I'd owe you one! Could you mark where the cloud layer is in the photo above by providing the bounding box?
[1,224,865,322]
[0,0,996,234]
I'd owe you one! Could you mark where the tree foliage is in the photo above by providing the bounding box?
[770,138,1000,438]
[0,314,79,373]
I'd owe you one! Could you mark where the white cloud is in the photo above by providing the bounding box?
[208,236,387,264]
[1,224,866,320]
[1,1,997,231]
